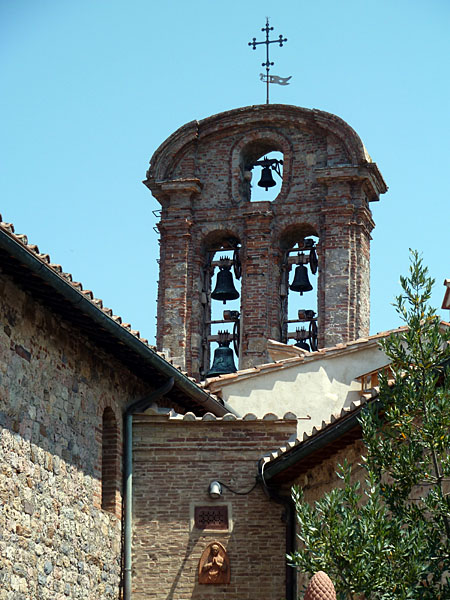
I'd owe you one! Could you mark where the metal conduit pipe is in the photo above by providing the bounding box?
[123,377,175,600]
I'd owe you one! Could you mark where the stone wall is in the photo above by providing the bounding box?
[131,413,298,600]
[293,440,366,505]
[0,271,157,599]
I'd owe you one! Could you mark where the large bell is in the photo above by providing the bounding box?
[290,264,313,295]
[257,166,276,190]
[211,265,239,304]
[207,340,237,378]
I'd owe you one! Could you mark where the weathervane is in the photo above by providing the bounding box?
[248,18,291,104]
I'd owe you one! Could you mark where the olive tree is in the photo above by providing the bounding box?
[289,252,450,599]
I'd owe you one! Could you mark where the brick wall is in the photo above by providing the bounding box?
[0,271,159,599]
[131,414,298,600]
[145,105,386,379]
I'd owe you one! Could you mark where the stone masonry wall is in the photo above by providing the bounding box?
[0,271,159,600]
[292,440,366,505]
[132,414,298,600]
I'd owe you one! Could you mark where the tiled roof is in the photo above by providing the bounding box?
[260,391,378,466]
[167,411,298,422]
[205,330,406,392]
[0,216,227,415]
[0,217,154,346]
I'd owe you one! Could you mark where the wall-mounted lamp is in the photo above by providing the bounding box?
[208,480,223,499]
[208,478,259,498]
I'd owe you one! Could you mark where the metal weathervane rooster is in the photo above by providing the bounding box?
[249,18,291,104]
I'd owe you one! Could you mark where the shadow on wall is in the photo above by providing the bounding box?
[165,529,203,600]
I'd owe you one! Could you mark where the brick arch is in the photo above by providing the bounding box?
[146,104,372,185]
[230,129,292,204]
[278,223,319,250]
[200,228,242,377]
[100,406,121,517]
[201,229,241,252]
[276,224,320,346]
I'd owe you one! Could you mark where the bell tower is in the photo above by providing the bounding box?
[144,105,387,380]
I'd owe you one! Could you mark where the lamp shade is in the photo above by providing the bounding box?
[208,480,222,499]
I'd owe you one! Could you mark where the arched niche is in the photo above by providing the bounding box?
[230,130,292,203]
[101,406,120,514]
[198,541,230,585]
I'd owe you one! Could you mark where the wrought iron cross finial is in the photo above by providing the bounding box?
[248,18,287,104]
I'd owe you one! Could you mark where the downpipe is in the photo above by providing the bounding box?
[258,459,297,600]
[123,377,174,600]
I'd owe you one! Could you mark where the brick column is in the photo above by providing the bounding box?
[319,202,355,347]
[349,204,374,339]
[318,177,375,348]
[153,180,201,371]
[240,202,274,369]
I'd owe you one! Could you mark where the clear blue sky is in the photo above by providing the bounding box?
[2,0,449,344]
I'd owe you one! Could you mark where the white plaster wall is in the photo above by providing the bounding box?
[222,345,389,435]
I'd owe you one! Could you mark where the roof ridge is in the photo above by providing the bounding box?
[168,411,299,422]
[206,328,416,389]
[0,216,186,372]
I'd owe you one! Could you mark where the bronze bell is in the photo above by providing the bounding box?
[207,338,237,378]
[257,166,276,190]
[294,339,310,351]
[290,265,313,295]
[211,265,239,304]
[294,327,310,351]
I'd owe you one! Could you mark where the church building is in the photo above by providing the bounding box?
[1,103,391,600]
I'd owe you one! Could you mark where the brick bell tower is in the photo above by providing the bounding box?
[144,105,387,381]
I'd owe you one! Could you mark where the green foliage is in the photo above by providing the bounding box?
[289,251,450,599]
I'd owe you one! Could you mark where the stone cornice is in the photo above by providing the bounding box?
[315,164,387,199]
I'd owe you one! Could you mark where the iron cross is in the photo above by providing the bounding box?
[248,18,287,104]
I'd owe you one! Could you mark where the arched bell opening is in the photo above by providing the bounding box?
[200,231,242,380]
[239,139,284,203]
[279,225,319,352]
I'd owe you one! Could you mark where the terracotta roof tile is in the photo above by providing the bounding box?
[163,411,299,422]
[0,215,226,407]
[261,392,376,466]
[206,332,409,392]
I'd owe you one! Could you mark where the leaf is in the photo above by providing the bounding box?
[289,251,450,599]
